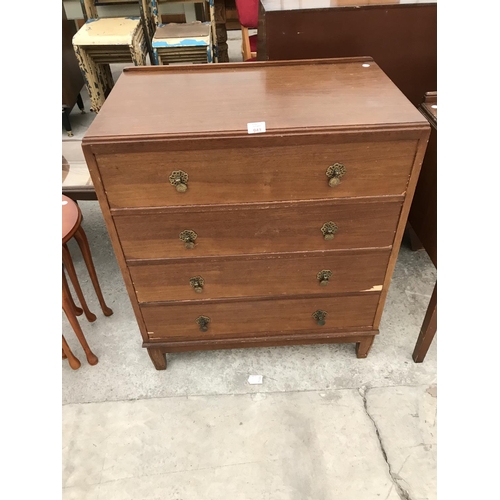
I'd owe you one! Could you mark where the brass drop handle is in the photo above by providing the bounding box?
[317,270,332,286]
[321,221,338,241]
[312,310,328,326]
[169,170,189,193]
[179,229,197,249]
[326,163,346,187]
[196,315,211,332]
[190,276,205,293]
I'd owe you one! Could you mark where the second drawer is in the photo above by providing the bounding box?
[115,199,402,259]
[129,249,390,303]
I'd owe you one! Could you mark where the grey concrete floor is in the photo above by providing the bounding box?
[63,34,437,500]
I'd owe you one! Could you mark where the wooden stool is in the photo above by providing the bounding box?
[72,17,147,113]
[152,22,213,65]
[62,195,113,368]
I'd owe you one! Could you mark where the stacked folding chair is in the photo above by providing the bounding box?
[72,1,149,112]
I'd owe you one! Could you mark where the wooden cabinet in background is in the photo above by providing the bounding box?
[257,0,437,107]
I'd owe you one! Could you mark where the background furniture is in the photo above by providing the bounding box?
[141,1,216,64]
[63,4,85,136]
[256,0,436,107]
[72,1,147,112]
[214,0,229,61]
[235,0,258,60]
[63,0,230,61]
[62,153,97,201]
[82,58,429,370]
[408,92,437,362]
[62,194,113,368]
[140,0,217,64]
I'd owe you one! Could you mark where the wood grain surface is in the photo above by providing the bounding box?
[129,248,390,302]
[83,58,427,141]
[97,139,417,208]
[114,199,402,259]
[142,293,380,340]
[257,1,436,107]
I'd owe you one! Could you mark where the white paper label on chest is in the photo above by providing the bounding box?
[247,122,266,134]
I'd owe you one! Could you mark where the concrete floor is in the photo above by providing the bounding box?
[62,33,437,500]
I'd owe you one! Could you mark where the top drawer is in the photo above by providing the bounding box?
[96,139,417,208]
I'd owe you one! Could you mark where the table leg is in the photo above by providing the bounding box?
[406,222,424,251]
[63,279,98,366]
[62,335,81,370]
[412,283,437,362]
[62,244,97,322]
[73,226,113,317]
[64,273,83,317]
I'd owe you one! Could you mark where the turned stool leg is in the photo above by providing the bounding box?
[356,336,375,358]
[413,283,437,363]
[63,281,98,366]
[62,244,96,322]
[63,271,83,316]
[73,226,113,317]
[62,335,81,370]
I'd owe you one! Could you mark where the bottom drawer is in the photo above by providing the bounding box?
[142,294,380,341]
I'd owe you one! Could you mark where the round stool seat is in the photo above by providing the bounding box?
[62,195,81,244]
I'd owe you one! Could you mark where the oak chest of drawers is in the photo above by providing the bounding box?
[82,58,430,370]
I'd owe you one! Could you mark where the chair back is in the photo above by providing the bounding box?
[235,0,259,29]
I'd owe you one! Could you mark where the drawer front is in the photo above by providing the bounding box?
[97,140,417,208]
[130,250,390,302]
[142,294,380,340]
[115,200,401,259]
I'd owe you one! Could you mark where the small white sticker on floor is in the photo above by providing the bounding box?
[247,122,266,134]
[248,375,263,385]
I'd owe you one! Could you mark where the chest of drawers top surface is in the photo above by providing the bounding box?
[83,58,427,142]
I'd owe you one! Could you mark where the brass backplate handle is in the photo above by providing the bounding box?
[321,222,338,241]
[312,310,328,326]
[190,276,205,293]
[179,230,197,249]
[317,270,333,286]
[326,163,346,187]
[169,170,189,192]
[196,315,211,332]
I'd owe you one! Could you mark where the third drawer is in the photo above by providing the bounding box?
[129,249,390,303]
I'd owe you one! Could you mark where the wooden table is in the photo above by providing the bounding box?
[409,92,437,362]
[256,0,436,107]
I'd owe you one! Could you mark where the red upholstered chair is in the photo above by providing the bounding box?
[235,0,259,61]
